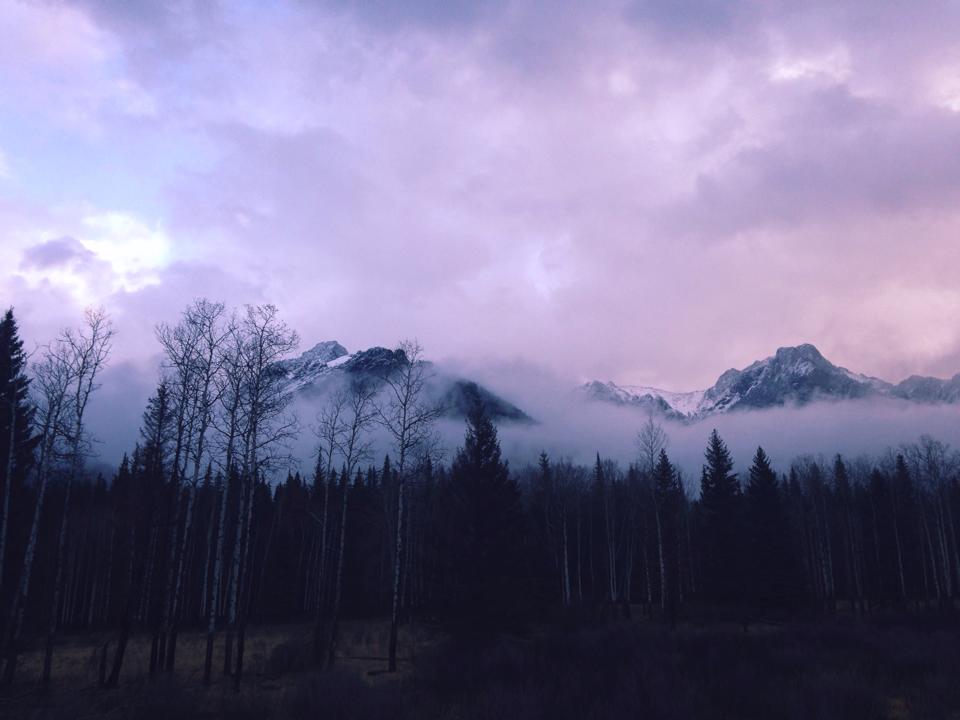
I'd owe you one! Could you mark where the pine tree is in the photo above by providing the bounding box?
[140,383,175,675]
[140,382,174,483]
[442,390,523,622]
[698,429,742,605]
[654,450,682,626]
[745,447,798,611]
[0,308,36,593]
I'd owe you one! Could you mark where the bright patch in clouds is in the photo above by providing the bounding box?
[80,211,171,279]
[16,210,172,306]
[2,1,960,383]
[769,48,851,84]
[928,64,960,112]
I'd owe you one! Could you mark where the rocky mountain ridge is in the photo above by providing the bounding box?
[274,341,531,422]
[584,344,960,421]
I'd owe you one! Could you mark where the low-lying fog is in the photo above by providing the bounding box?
[85,357,960,487]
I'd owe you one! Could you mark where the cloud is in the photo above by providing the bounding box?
[483,368,960,491]
[21,236,97,270]
[2,0,960,393]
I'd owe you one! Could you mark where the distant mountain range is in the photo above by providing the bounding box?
[583,344,960,422]
[274,341,531,422]
[277,341,960,426]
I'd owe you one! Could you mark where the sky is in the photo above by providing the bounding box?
[3,0,960,394]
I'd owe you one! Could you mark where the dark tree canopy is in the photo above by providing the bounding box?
[745,447,800,609]
[0,308,37,490]
[698,430,743,605]
[439,389,525,622]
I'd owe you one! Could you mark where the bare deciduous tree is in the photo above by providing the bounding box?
[1,344,72,684]
[376,340,441,673]
[310,388,346,660]
[227,304,298,689]
[637,414,669,611]
[156,299,228,672]
[41,308,114,689]
[326,379,378,668]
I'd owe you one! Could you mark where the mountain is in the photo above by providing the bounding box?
[891,374,960,404]
[274,341,531,423]
[583,343,960,421]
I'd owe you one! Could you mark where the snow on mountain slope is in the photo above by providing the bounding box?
[583,344,960,422]
[275,341,531,422]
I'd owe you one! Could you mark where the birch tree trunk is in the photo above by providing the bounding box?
[890,486,907,601]
[42,463,75,689]
[388,469,405,673]
[375,341,440,674]
[105,526,137,688]
[41,308,114,689]
[1,447,52,684]
[204,479,227,685]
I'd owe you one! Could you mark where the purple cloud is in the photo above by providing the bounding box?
[2,0,959,395]
[21,236,97,269]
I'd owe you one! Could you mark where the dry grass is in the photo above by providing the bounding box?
[4,616,957,719]
[0,618,439,718]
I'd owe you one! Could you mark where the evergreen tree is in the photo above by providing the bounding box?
[140,382,174,483]
[745,447,799,610]
[698,429,742,604]
[0,308,36,593]
[654,449,682,626]
[441,390,524,622]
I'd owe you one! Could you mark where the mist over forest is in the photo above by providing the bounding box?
[85,347,960,490]
[5,0,960,715]
[3,301,960,720]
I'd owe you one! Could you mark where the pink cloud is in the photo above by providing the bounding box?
[2,0,959,392]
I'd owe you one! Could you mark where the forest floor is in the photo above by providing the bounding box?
[0,618,434,718]
[2,611,959,719]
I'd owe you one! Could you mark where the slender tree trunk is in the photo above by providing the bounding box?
[139,525,158,624]
[327,474,351,668]
[42,474,75,690]
[101,523,116,626]
[155,475,183,674]
[561,510,571,607]
[0,409,15,591]
[890,490,907,601]
[224,472,252,676]
[576,499,583,604]
[655,501,666,611]
[935,502,952,598]
[233,477,260,693]
[165,482,198,672]
[388,469,405,673]
[231,469,257,688]
[920,502,941,600]
[204,479,227,686]
[2,454,50,684]
[940,487,960,595]
[604,491,618,607]
[106,527,137,688]
[642,533,652,615]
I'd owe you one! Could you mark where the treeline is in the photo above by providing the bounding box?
[0,301,959,692]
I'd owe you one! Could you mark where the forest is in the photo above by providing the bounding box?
[1,300,959,719]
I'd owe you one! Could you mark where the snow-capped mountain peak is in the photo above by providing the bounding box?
[275,341,531,422]
[583,343,960,421]
[300,340,348,365]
